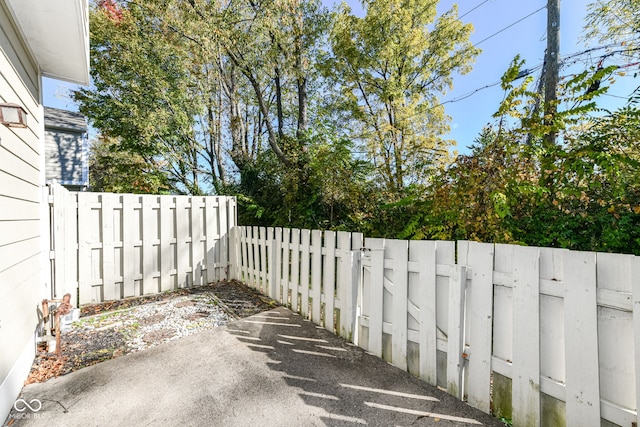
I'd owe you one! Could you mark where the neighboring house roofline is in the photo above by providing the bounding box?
[44,106,88,133]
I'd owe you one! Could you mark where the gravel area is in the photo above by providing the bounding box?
[26,280,278,384]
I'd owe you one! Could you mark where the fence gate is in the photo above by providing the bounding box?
[356,238,469,398]
[48,183,237,306]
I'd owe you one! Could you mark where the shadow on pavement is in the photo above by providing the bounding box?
[227,307,503,426]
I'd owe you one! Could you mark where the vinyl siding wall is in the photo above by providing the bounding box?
[0,0,44,419]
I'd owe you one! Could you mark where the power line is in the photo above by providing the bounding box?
[474,5,546,47]
[437,44,636,109]
[459,0,491,21]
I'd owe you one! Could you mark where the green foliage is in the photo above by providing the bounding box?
[75,1,205,194]
[326,0,478,195]
[78,0,640,255]
[89,136,172,194]
[235,128,375,231]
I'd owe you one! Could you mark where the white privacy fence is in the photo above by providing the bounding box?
[232,225,640,427]
[48,183,236,305]
[231,226,363,341]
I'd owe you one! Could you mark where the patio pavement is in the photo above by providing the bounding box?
[5,307,504,426]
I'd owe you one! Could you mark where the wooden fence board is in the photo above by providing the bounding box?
[291,229,300,312]
[596,253,636,413]
[459,241,494,413]
[239,226,249,285]
[205,198,219,283]
[538,247,566,393]
[409,240,437,386]
[511,245,540,427]
[267,228,276,298]
[274,228,283,303]
[387,239,408,371]
[323,231,336,332]
[282,228,291,306]
[300,229,311,319]
[447,265,466,399]
[365,238,385,358]
[141,196,159,294]
[336,232,352,339]
[344,233,363,341]
[219,197,230,279]
[100,193,117,301]
[564,250,601,424]
[77,193,97,304]
[191,199,204,287]
[310,229,322,324]
[251,226,258,287]
[159,196,174,292]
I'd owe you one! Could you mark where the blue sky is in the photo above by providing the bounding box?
[44,0,639,153]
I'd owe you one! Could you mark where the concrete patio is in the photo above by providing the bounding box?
[5,307,504,426]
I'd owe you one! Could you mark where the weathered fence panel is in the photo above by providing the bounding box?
[232,226,363,340]
[49,183,236,305]
[231,226,640,427]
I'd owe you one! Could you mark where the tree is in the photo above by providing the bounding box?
[75,1,211,194]
[77,0,334,196]
[584,0,640,52]
[584,0,640,102]
[327,0,479,195]
[89,136,172,194]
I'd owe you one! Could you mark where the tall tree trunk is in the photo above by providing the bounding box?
[275,65,285,140]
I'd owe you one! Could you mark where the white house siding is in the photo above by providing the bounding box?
[0,0,44,420]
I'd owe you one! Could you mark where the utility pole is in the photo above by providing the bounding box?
[542,0,560,180]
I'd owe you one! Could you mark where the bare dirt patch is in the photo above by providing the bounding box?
[26,280,278,385]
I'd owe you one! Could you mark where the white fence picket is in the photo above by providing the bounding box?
[218,197,231,279]
[323,231,336,332]
[310,229,322,324]
[141,196,159,294]
[206,197,220,283]
[564,250,601,424]
[336,232,354,339]
[446,264,466,399]
[100,193,118,300]
[409,240,437,386]
[291,229,300,312]
[282,228,292,307]
[511,245,541,427]
[459,241,494,412]
[362,238,385,358]
[159,196,174,292]
[300,229,311,319]
[387,239,409,371]
[258,227,268,293]
[344,232,362,341]
[596,253,637,426]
